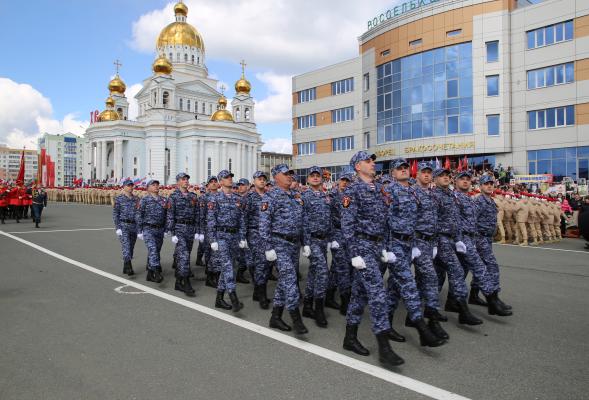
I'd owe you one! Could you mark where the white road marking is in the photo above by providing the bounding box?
[114,284,148,294]
[495,243,588,254]
[0,230,470,400]
[8,227,113,234]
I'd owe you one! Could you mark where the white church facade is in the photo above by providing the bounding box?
[83,1,261,185]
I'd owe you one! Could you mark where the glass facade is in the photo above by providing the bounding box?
[526,20,573,50]
[527,62,574,90]
[528,146,589,181]
[376,42,473,144]
[63,137,77,186]
[528,105,575,130]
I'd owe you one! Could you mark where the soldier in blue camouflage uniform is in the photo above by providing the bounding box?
[300,166,335,328]
[113,179,138,276]
[245,171,271,309]
[412,162,449,340]
[383,158,445,347]
[235,178,251,284]
[201,176,220,288]
[136,179,168,283]
[260,164,308,335]
[431,168,482,325]
[195,182,207,267]
[340,151,404,368]
[166,172,200,297]
[454,171,511,317]
[207,170,246,312]
[326,172,353,315]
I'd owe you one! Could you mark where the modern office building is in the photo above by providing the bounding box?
[259,151,293,178]
[0,144,38,182]
[38,133,85,186]
[292,0,589,182]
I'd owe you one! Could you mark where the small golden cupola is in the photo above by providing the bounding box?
[98,96,120,122]
[211,91,234,122]
[108,74,126,95]
[234,59,251,95]
[152,53,173,75]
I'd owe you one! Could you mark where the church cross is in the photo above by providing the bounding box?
[114,59,123,75]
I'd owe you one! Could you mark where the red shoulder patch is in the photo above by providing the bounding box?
[342,196,351,208]
[261,202,268,212]
[208,201,214,210]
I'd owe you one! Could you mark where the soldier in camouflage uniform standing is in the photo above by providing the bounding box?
[113,179,139,276]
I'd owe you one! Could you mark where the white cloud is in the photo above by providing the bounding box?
[262,137,292,154]
[254,72,291,123]
[129,0,391,73]
[0,78,88,149]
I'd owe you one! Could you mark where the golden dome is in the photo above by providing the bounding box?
[210,96,234,122]
[174,1,188,16]
[153,54,173,75]
[235,60,251,95]
[98,110,120,122]
[105,96,115,108]
[156,2,205,50]
[108,74,126,95]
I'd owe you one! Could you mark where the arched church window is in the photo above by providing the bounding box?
[184,53,188,62]
[117,107,123,114]
[229,158,232,172]
[191,55,195,64]
[195,101,198,112]
[235,107,241,120]
[209,104,213,114]
[245,108,250,120]
[153,91,157,104]
[187,100,191,111]
[163,91,169,108]
[179,98,183,110]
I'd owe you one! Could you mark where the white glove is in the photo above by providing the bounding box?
[331,241,340,249]
[171,235,179,244]
[432,246,438,259]
[351,256,367,269]
[198,234,205,242]
[164,231,171,237]
[239,240,248,249]
[380,249,397,263]
[137,233,144,241]
[265,249,277,262]
[115,228,122,236]
[411,247,422,260]
[194,233,199,240]
[455,241,467,254]
[302,245,311,258]
[211,242,219,251]
[327,242,332,251]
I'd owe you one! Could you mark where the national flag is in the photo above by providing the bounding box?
[16,149,25,183]
[435,157,441,169]
[444,156,451,170]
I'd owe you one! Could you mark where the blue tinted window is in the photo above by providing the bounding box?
[565,20,573,40]
[546,108,556,128]
[528,111,536,130]
[487,75,499,96]
[566,63,574,82]
[566,105,575,125]
[487,115,500,136]
[529,162,536,174]
[447,79,458,98]
[556,107,565,126]
[527,31,535,49]
[578,146,589,157]
[447,116,459,134]
[537,110,545,128]
[545,25,554,45]
[486,41,498,62]
[528,150,537,161]
[537,160,551,174]
[537,149,551,160]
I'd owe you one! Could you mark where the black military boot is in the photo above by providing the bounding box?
[35,221,39,228]
[457,300,483,325]
[204,267,216,288]
[486,291,513,316]
[252,285,260,302]
[387,312,406,342]
[229,291,243,312]
[175,277,196,297]
[497,294,512,310]
[424,307,449,340]
[342,324,370,356]
[325,288,340,310]
[413,318,446,347]
[146,270,156,282]
[215,291,232,310]
[269,306,291,331]
[195,256,204,266]
[289,308,308,334]
[424,307,448,322]
[236,267,250,284]
[258,283,270,310]
[314,298,328,328]
[213,272,220,287]
[302,297,315,319]
[376,332,405,368]
[339,290,351,316]
[444,294,461,313]
[468,287,488,307]
[126,261,134,276]
[123,261,131,275]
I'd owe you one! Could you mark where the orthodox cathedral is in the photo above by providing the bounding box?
[84,1,261,184]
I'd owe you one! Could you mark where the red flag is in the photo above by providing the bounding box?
[444,157,451,170]
[16,149,25,183]
[457,158,463,172]
[410,160,418,178]
[463,155,468,170]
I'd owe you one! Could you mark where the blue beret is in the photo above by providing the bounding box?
[217,170,234,180]
[417,161,433,171]
[271,164,294,176]
[391,158,410,169]
[253,170,267,180]
[350,151,376,168]
[238,178,250,186]
[308,166,322,176]
[433,168,451,177]
[479,175,494,184]
[455,171,472,179]
[176,172,190,181]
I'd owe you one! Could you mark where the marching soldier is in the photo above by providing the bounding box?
[201,176,221,288]
[235,178,251,284]
[113,179,139,275]
[30,182,47,229]
[0,181,8,224]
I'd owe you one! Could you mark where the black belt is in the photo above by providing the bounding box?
[273,232,298,243]
[175,219,195,225]
[478,232,494,238]
[415,231,435,241]
[311,232,328,240]
[218,227,238,233]
[356,232,383,243]
[462,231,476,237]
[438,232,454,239]
[333,222,341,229]
[121,219,135,223]
[392,232,413,242]
[32,202,45,205]
[145,223,163,229]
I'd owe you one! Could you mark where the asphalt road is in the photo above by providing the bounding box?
[1,203,588,400]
